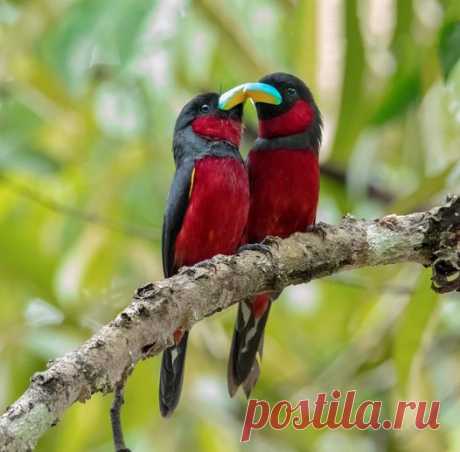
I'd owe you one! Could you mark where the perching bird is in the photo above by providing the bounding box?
[160,92,249,417]
[219,73,322,397]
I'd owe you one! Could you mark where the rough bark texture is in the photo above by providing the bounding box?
[1,196,459,451]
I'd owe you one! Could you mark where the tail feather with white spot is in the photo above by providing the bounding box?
[227,295,272,397]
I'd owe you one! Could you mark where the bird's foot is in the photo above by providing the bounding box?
[237,242,273,257]
[306,223,328,240]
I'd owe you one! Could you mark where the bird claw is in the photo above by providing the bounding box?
[237,243,273,257]
[306,223,327,240]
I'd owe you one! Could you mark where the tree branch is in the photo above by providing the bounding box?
[1,196,459,451]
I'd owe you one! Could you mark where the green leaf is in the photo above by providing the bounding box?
[375,0,423,124]
[393,270,439,397]
[195,0,272,76]
[286,0,317,89]
[39,0,157,92]
[329,0,366,163]
[439,21,460,80]
[371,71,421,125]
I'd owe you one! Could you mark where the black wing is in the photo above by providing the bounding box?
[162,158,195,278]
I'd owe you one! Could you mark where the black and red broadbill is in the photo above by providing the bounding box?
[159,93,250,417]
[219,73,323,397]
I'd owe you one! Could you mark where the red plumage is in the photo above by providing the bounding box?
[258,100,315,138]
[174,156,249,267]
[251,293,271,319]
[247,148,319,242]
[192,116,242,147]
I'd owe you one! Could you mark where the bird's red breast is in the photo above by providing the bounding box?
[174,156,249,268]
[246,148,319,242]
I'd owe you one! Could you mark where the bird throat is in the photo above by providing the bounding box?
[258,100,315,139]
[192,115,242,147]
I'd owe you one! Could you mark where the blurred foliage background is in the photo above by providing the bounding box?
[1,0,460,451]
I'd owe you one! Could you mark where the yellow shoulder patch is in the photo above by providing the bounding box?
[188,168,195,198]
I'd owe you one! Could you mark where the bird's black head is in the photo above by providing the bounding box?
[219,73,322,147]
[254,73,322,142]
[174,92,243,147]
[255,73,316,119]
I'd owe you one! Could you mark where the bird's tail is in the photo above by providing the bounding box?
[227,294,272,398]
[159,331,189,417]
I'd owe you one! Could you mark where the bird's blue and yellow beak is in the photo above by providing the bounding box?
[218,82,282,110]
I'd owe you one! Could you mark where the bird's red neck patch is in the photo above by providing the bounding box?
[192,115,242,147]
[259,100,315,138]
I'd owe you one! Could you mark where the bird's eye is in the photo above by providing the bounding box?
[287,87,296,96]
[200,104,210,113]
